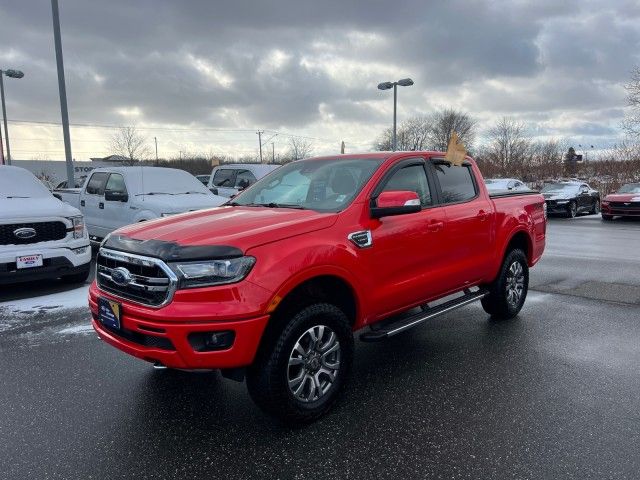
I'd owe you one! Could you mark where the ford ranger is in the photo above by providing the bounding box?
[90,152,546,423]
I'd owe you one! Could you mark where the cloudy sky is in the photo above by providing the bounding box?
[1,0,639,161]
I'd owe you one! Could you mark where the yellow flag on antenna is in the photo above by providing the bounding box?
[444,132,467,166]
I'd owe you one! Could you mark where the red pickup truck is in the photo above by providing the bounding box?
[90,152,546,422]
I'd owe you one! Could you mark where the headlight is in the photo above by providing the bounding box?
[161,212,177,217]
[67,215,85,239]
[556,200,569,204]
[171,256,255,288]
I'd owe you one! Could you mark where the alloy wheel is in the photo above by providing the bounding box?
[505,261,525,308]
[287,325,341,403]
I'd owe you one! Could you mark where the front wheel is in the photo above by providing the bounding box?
[481,249,529,319]
[602,214,613,221]
[246,303,354,424]
[591,199,600,214]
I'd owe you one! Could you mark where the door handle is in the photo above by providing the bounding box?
[427,221,444,232]
[99,202,104,209]
[80,200,85,207]
[477,210,489,221]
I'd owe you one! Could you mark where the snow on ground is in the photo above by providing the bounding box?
[0,284,90,334]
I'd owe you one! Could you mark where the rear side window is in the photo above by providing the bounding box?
[433,163,477,203]
[212,169,236,187]
[381,164,432,207]
[85,172,109,195]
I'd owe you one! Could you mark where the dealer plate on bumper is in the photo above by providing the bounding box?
[16,254,43,269]
[98,297,122,330]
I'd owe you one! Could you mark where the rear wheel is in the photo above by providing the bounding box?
[246,303,354,424]
[481,249,529,319]
[591,199,600,214]
[567,201,577,218]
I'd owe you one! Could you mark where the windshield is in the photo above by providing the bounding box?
[230,157,385,212]
[136,168,212,195]
[617,183,640,194]
[541,183,579,193]
[0,167,52,199]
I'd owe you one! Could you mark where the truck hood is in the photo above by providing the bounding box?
[114,206,338,253]
[604,193,640,202]
[0,196,81,221]
[137,193,226,213]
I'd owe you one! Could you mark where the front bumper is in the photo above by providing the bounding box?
[89,283,270,369]
[601,203,640,217]
[544,200,571,214]
[0,241,91,284]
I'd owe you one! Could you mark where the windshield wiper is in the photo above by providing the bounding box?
[135,192,173,196]
[5,196,30,198]
[261,202,306,209]
[177,191,207,195]
[226,202,306,209]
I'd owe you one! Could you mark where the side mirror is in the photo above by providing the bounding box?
[210,187,219,195]
[105,190,128,202]
[371,190,421,219]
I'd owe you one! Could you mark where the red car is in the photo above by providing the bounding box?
[601,183,640,220]
[90,152,546,422]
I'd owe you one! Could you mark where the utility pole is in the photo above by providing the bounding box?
[0,105,4,165]
[51,0,74,187]
[271,142,275,164]
[257,130,264,163]
[154,136,158,165]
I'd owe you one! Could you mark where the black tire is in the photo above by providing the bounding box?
[602,214,613,221]
[246,303,354,424]
[591,199,600,215]
[567,200,577,218]
[481,249,529,319]
[61,267,90,284]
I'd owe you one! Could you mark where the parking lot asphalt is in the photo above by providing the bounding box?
[1,215,640,479]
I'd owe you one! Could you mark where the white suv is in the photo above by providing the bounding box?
[0,166,91,285]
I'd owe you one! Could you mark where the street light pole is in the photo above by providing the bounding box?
[0,73,6,165]
[377,78,414,151]
[51,0,74,188]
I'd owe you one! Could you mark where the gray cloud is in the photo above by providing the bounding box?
[0,0,638,158]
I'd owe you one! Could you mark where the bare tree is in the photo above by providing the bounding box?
[374,116,431,151]
[623,66,640,138]
[287,137,314,161]
[484,117,532,175]
[110,126,151,165]
[426,108,477,152]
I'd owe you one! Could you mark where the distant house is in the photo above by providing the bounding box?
[90,154,129,163]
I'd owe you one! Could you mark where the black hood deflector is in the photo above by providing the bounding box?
[102,235,243,262]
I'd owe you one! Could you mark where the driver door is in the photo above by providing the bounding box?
[362,158,449,320]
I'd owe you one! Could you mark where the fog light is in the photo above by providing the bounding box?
[188,330,235,352]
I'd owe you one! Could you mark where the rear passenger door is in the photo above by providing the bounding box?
[429,159,493,291]
[81,171,110,239]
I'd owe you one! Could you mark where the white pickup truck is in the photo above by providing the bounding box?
[0,165,91,285]
[207,163,279,197]
[58,166,227,241]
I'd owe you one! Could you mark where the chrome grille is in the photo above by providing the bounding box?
[96,248,178,307]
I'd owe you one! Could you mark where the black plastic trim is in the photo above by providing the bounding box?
[103,235,243,261]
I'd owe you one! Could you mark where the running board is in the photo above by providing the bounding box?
[359,289,488,342]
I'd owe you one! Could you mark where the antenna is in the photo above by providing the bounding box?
[141,164,145,201]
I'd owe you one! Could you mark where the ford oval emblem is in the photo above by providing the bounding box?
[14,227,37,239]
[111,267,133,286]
